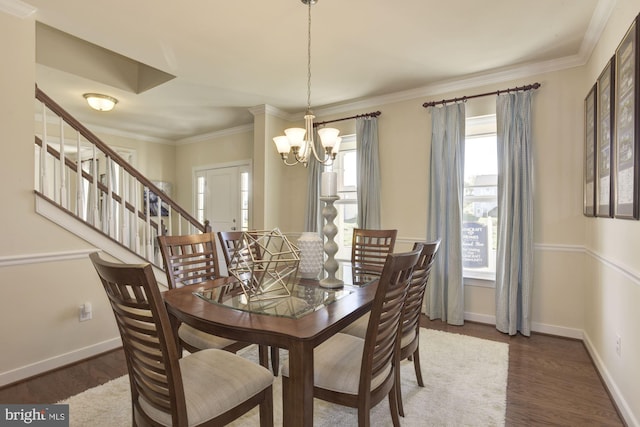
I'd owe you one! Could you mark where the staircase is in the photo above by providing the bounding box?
[34,86,209,285]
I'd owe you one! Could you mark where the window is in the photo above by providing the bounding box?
[325,135,357,260]
[463,115,497,282]
[239,170,250,231]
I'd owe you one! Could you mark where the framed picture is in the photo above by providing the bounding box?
[144,181,172,216]
[584,84,597,217]
[596,57,615,217]
[614,15,640,219]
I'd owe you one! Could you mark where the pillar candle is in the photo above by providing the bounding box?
[321,171,337,196]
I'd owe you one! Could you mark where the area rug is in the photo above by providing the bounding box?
[60,329,508,426]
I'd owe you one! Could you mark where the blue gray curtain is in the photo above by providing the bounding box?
[495,91,534,336]
[356,117,381,229]
[425,103,465,325]
[304,128,323,233]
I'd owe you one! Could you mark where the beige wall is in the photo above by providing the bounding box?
[581,0,640,423]
[1,2,639,423]
[0,12,121,382]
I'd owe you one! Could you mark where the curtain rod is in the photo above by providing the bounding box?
[422,83,541,108]
[313,111,381,127]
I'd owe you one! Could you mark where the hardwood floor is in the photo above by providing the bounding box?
[0,318,624,426]
[421,319,624,426]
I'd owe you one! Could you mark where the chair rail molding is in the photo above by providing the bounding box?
[0,248,95,267]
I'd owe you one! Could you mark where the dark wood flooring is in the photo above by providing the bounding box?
[0,318,625,426]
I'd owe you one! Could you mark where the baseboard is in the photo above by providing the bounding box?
[0,337,122,388]
[583,331,639,427]
[464,311,584,340]
[464,311,496,325]
[530,321,584,340]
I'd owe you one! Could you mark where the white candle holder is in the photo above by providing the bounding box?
[319,196,343,288]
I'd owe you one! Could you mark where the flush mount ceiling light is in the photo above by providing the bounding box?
[272,0,341,167]
[83,93,118,112]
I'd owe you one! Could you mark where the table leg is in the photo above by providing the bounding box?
[283,341,314,426]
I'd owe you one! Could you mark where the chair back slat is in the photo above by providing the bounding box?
[89,252,188,426]
[157,233,221,289]
[360,245,421,394]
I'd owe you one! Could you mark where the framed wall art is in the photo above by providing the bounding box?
[614,16,640,219]
[584,84,597,217]
[596,56,615,217]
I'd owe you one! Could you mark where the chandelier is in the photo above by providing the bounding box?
[272,0,341,167]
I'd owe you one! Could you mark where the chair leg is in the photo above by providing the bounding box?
[388,387,401,427]
[258,386,274,427]
[282,376,291,425]
[270,346,280,375]
[413,348,424,387]
[258,345,269,370]
[395,362,405,417]
[357,405,371,427]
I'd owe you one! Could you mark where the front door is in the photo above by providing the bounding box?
[196,163,250,232]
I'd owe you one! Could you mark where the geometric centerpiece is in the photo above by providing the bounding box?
[227,228,300,301]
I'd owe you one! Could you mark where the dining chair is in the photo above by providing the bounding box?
[217,230,280,375]
[342,240,440,416]
[351,228,398,284]
[281,245,423,427]
[89,252,274,427]
[394,240,440,416]
[157,233,269,369]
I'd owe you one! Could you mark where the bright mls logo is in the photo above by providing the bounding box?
[0,405,68,426]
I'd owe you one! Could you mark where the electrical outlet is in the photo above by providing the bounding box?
[615,334,621,357]
[79,302,92,322]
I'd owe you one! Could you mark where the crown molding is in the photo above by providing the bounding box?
[176,123,254,145]
[249,104,292,121]
[0,0,36,18]
[579,0,617,60]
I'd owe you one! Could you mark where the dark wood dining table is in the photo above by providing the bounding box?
[162,275,378,427]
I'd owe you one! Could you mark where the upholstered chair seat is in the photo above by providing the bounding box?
[178,323,237,351]
[281,333,391,395]
[139,349,274,426]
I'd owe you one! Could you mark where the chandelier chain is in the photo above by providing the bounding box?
[307,0,312,113]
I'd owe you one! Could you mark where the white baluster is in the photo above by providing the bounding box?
[156,193,163,264]
[76,132,83,218]
[120,166,128,247]
[145,186,153,261]
[134,180,141,254]
[92,144,99,228]
[39,103,47,194]
[59,117,67,208]
[107,157,114,237]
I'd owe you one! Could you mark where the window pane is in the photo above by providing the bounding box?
[463,120,497,281]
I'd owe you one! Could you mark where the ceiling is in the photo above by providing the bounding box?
[20,0,611,142]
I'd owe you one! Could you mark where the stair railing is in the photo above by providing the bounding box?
[34,85,210,266]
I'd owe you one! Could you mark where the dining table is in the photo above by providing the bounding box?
[162,267,379,427]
